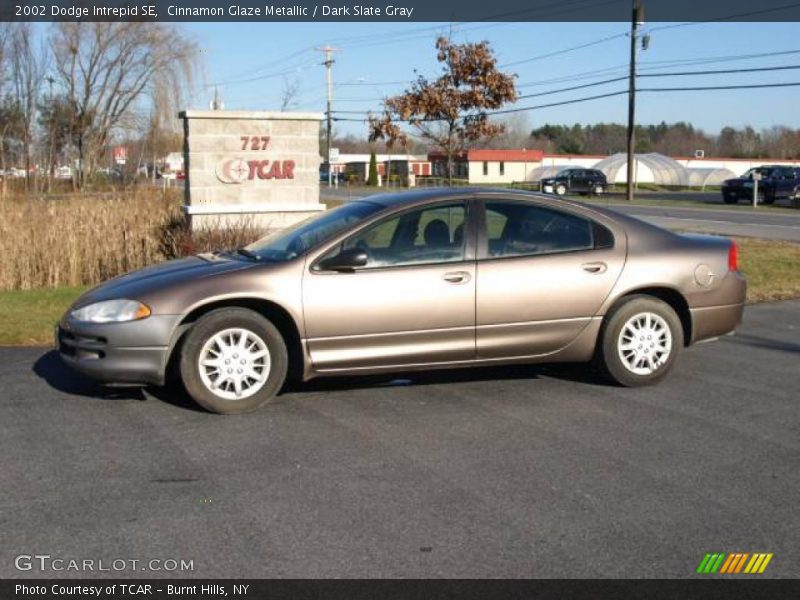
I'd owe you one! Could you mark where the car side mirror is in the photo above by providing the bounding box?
[317,247,369,272]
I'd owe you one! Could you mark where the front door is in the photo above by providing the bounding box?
[476,198,625,359]
[303,201,476,372]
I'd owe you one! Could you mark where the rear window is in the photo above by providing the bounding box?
[484,200,614,258]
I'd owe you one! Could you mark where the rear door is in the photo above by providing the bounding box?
[778,167,797,198]
[569,170,587,193]
[475,197,625,359]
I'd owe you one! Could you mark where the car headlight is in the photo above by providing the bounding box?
[70,299,151,323]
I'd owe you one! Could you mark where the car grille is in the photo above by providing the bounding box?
[57,328,106,360]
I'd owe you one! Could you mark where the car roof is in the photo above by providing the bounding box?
[353,187,611,214]
[351,187,668,236]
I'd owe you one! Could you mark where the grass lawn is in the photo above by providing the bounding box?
[736,237,800,302]
[0,237,799,346]
[0,286,89,346]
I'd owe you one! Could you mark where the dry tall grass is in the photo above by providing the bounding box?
[0,189,265,291]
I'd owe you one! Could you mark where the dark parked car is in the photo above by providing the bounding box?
[541,168,608,196]
[58,189,746,415]
[721,166,800,204]
[319,168,348,183]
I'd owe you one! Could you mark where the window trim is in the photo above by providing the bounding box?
[311,199,476,273]
[475,197,615,262]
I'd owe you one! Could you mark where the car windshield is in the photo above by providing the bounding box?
[743,167,774,179]
[243,201,384,262]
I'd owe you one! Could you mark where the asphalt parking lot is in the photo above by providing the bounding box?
[2,301,798,579]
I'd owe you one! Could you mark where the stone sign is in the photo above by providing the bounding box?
[179,110,324,230]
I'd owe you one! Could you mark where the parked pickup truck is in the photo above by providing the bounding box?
[721,165,800,204]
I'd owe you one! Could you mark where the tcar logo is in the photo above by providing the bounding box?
[216,158,250,184]
[215,158,296,184]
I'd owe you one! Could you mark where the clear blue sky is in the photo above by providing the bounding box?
[184,21,799,137]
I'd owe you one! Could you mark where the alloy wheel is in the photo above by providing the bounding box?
[197,328,271,400]
[616,312,672,376]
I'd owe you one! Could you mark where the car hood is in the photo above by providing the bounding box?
[69,254,255,311]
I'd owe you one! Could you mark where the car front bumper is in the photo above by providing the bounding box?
[56,315,181,386]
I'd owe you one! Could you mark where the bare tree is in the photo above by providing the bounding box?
[50,22,200,186]
[7,23,47,191]
[279,75,300,112]
[482,113,532,149]
[369,37,516,183]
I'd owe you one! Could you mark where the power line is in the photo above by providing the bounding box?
[639,63,800,78]
[518,75,628,99]
[331,75,800,124]
[331,90,630,121]
[515,48,800,89]
[640,81,800,92]
[337,62,800,108]
[207,60,322,87]
[501,32,628,68]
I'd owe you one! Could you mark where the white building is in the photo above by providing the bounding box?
[448,149,800,185]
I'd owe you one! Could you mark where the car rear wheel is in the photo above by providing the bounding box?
[723,194,738,204]
[596,295,683,387]
[555,183,567,196]
[179,308,288,414]
[592,184,604,196]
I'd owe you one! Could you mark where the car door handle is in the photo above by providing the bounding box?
[443,271,471,284]
[581,261,607,274]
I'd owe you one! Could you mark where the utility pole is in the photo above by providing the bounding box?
[626,0,644,201]
[210,86,223,110]
[318,46,338,187]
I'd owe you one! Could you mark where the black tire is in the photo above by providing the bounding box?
[179,308,288,414]
[762,193,775,205]
[595,295,683,387]
[723,194,737,204]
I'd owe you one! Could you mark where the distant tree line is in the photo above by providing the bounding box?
[330,119,800,161]
[527,122,800,159]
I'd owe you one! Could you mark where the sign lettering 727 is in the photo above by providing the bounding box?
[241,136,270,151]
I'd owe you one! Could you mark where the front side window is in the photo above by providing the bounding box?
[333,203,467,268]
[484,200,600,258]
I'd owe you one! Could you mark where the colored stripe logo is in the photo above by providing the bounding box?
[696,552,773,574]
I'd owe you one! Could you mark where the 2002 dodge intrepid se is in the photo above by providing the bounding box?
[58,189,746,414]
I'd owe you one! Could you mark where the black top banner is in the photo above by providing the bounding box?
[3,0,800,22]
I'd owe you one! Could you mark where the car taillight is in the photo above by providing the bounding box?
[728,240,739,272]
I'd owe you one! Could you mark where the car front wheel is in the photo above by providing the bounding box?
[555,183,567,196]
[596,296,683,387]
[179,308,288,414]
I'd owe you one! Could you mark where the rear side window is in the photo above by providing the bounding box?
[484,201,608,258]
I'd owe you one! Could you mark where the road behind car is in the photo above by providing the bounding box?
[1,301,798,578]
